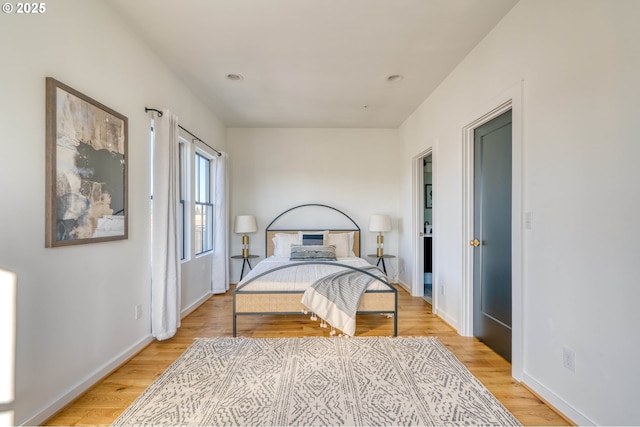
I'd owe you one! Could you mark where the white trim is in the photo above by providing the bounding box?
[178,138,191,262]
[460,81,524,381]
[22,335,154,426]
[430,142,438,310]
[395,279,411,294]
[522,372,592,426]
[181,291,212,318]
[433,307,458,332]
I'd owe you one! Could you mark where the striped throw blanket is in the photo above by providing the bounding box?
[301,265,385,336]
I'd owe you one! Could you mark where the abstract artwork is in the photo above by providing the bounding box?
[45,77,128,247]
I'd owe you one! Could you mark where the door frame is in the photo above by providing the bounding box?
[461,82,523,380]
[412,146,434,302]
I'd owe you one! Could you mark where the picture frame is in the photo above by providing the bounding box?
[45,77,128,247]
[425,184,433,209]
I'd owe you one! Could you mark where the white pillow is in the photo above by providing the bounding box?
[273,233,301,257]
[326,232,356,257]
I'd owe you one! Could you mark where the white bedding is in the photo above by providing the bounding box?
[236,256,389,292]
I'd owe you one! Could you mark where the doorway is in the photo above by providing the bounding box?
[461,82,524,379]
[423,155,433,303]
[472,110,512,361]
[412,147,434,306]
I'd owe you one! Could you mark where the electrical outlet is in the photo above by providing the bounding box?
[563,346,575,372]
[135,304,142,320]
[440,284,445,296]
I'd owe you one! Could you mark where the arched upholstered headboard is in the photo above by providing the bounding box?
[265,204,361,257]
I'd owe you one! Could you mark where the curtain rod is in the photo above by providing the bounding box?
[145,107,222,156]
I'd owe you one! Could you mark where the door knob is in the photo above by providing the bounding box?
[470,239,480,247]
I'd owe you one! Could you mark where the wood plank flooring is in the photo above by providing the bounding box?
[44,284,571,426]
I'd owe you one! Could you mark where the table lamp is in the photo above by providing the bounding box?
[369,214,391,257]
[234,215,257,258]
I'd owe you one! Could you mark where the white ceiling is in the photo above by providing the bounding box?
[106,0,518,128]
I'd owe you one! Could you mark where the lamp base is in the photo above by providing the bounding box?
[242,234,250,258]
[376,233,384,257]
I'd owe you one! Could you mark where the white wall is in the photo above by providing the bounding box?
[227,128,401,282]
[0,1,225,424]
[399,0,640,425]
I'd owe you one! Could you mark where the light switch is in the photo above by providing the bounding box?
[524,212,533,230]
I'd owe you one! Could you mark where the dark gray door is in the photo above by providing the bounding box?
[472,110,512,362]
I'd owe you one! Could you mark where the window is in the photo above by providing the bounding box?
[194,152,213,255]
[150,124,216,261]
[178,141,187,260]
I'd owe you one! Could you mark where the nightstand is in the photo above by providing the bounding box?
[367,254,395,275]
[231,255,259,281]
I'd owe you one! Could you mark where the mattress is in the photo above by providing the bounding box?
[236,256,390,292]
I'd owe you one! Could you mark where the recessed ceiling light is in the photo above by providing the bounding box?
[387,74,404,82]
[226,73,244,81]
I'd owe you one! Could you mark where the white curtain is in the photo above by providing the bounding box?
[151,110,181,340]
[211,152,229,294]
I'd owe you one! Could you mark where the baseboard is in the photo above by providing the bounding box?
[382,279,589,425]
[22,334,154,426]
[24,292,214,425]
[395,280,411,294]
[521,372,594,426]
[433,307,458,331]
[181,291,213,319]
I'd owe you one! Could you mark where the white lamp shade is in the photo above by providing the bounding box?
[369,214,391,232]
[234,215,257,233]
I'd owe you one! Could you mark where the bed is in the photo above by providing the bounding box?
[233,204,398,336]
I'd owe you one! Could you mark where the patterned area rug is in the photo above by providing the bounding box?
[113,337,520,426]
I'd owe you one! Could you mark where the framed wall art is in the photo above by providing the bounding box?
[45,77,128,247]
[425,184,433,209]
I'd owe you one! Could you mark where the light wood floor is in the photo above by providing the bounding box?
[45,284,571,426]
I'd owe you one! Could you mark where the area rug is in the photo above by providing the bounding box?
[113,336,520,426]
